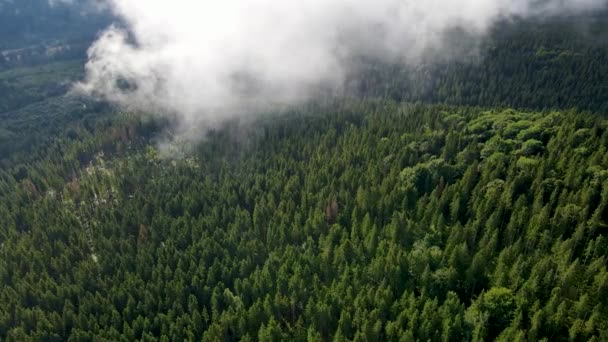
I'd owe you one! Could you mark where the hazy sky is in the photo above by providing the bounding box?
[73,0,607,137]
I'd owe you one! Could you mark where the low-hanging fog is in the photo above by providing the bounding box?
[73,0,607,138]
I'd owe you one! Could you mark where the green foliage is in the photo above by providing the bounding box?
[352,16,608,113]
[466,287,516,341]
[2,10,608,341]
[1,101,607,340]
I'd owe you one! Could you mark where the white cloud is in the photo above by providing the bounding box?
[74,0,607,138]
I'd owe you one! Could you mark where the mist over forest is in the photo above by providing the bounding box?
[1,1,608,341]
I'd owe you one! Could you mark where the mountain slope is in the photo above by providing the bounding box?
[1,103,607,340]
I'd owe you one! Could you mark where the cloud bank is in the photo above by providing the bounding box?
[74,0,607,135]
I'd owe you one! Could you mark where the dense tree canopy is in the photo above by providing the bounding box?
[1,102,608,340]
[1,10,608,342]
[352,15,608,113]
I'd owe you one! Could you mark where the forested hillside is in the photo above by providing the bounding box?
[0,0,109,51]
[3,13,608,169]
[1,102,608,341]
[1,8,608,342]
[352,15,608,113]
